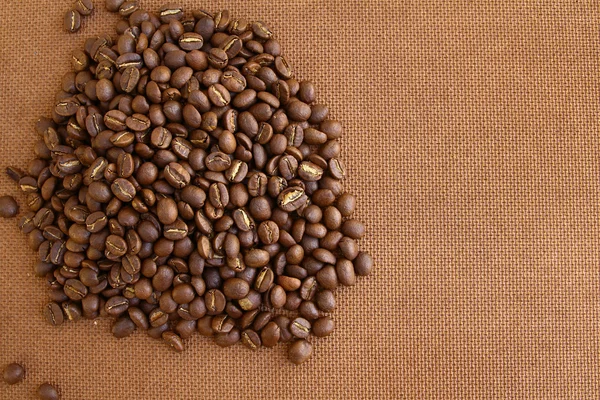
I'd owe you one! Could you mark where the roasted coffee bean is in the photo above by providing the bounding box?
[43,302,64,326]
[260,321,280,347]
[241,329,261,350]
[289,317,311,339]
[0,196,18,218]
[205,289,226,315]
[64,9,81,33]
[75,0,94,16]
[105,296,129,316]
[223,277,250,300]
[37,383,60,400]
[3,363,25,385]
[112,316,136,338]
[288,339,312,364]
[64,278,87,300]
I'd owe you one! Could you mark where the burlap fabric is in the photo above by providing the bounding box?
[0,1,597,399]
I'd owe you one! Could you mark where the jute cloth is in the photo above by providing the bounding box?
[0,1,597,399]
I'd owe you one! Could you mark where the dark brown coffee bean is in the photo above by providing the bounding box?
[239,329,261,350]
[277,275,301,292]
[260,321,280,347]
[205,289,226,315]
[289,317,311,339]
[64,9,81,33]
[126,113,151,132]
[244,248,270,268]
[277,187,307,212]
[315,289,336,312]
[0,196,18,218]
[3,363,25,385]
[105,295,129,316]
[341,219,365,239]
[63,278,87,301]
[111,178,136,202]
[43,302,64,326]
[299,300,320,320]
[251,21,272,39]
[37,383,60,400]
[105,234,127,257]
[353,252,373,276]
[223,277,250,299]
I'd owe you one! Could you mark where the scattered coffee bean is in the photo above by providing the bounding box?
[75,0,94,16]
[37,383,59,400]
[64,10,81,33]
[3,363,25,384]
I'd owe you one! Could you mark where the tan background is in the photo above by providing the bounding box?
[0,0,597,399]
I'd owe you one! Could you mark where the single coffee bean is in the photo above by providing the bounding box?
[341,219,365,240]
[313,316,335,337]
[3,363,25,385]
[64,278,87,300]
[163,331,185,352]
[223,277,250,300]
[260,321,280,347]
[241,329,261,350]
[164,162,191,188]
[112,316,136,338]
[64,9,82,33]
[105,296,129,316]
[289,317,311,339]
[37,383,59,400]
[43,302,64,326]
[269,285,286,309]
[288,339,312,364]
[0,196,18,218]
[315,289,336,312]
[205,289,226,315]
[75,0,94,15]
[354,252,373,276]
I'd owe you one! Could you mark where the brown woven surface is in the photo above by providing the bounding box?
[0,0,597,399]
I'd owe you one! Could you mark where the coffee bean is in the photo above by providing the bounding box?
[64,9,81,33]
[277,187,307,212]
[289,317,311,339]
[341,219,365,239]
[260,321,280,347]
[240,329,261,350]
[112,316,136,338]
[312,316,334,337]
[269,285,286,308]
[223,277,250,300]
[288,339,312,364]
[0,196,18,218]
[105,295,129,316]
[75,0,94,16]
[37,383,59,400]
[353,252,373,276]
[315,289,336,312]
[3,363,25,385]
[205,289,226,315]
[43,302,64,326]
[244,248,270,268]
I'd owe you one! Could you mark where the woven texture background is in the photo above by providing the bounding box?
[0,0,597,399]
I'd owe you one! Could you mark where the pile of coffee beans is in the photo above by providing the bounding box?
[64,0,94,33]
[10,1,373,364]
